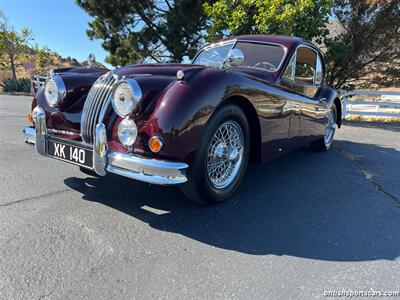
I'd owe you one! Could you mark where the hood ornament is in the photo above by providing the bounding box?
[88,53,96,68]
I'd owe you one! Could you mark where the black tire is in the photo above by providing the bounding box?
[180,103,250,204]
[311,105,337,151]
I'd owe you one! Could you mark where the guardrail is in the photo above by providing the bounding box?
[342,90,400,119]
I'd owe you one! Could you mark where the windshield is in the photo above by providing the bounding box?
[193,41,286,72]
[192,42,234,67]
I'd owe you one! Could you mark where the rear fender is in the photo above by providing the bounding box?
[317,87,342,127]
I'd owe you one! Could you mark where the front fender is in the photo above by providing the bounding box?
[33,73,103,134]
[139,69,267,163]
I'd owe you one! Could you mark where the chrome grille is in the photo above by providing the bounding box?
[81,74,116,143]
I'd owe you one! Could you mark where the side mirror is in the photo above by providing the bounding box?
[222,48,244,69]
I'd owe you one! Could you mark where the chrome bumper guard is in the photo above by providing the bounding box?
[23,127,35,144]
[24,112,188,185]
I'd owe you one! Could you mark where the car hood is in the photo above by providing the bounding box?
[113,63,205,78]
[114,63,276,83]
[53,66,110,75]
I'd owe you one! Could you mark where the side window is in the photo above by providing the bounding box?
[315,54,324,85]
[294,47,317,85]
[283,54,295,81]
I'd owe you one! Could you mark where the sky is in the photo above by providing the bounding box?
[0,0,111,68]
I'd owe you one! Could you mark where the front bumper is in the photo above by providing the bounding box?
[24,112,188,185]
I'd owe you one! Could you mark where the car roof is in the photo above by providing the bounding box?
[210,35,318,52]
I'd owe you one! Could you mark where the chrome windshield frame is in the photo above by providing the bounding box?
[192,39,288,73]
[192,40,236,67]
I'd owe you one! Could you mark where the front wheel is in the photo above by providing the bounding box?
[180,103,250,204]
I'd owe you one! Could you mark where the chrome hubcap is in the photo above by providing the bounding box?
[324,109,336,145]
[207,121,244,189]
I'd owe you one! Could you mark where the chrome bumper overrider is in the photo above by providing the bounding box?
[24,112,188,185]
[23,127,35,144]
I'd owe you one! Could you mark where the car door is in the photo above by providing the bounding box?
[280,46,326,144]
[234,41,294,158]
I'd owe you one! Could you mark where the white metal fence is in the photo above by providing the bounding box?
[342,90,400,119]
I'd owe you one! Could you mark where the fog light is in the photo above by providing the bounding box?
[31,106,44,124]
[118,118,137,147]
[149,136,163,153]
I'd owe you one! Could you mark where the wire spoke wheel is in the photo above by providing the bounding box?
[324,108,336,145]
[206,120,244,189]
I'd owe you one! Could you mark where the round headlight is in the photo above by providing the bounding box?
[118,118,138,146]
[111,78,142,117]
[44,76,66,107]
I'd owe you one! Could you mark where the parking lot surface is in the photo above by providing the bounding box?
[1,95,399,299]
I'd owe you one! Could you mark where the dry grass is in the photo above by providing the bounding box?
[346,115,400,123]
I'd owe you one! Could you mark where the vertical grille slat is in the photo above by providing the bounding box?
[83,81,101,139]
[84,78,105,139]
[81,74,116,143]
[87,78,108,139]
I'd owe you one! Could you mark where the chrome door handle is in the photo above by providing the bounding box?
[319,98,327,103]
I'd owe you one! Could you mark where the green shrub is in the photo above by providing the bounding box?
[1,78,31,93]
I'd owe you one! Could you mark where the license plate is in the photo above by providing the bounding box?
[47,139,93,169]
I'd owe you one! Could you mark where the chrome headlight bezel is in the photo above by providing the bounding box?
[44,75,66,107]
[111,78,142,118]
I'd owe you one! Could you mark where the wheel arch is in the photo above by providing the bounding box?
[221,95,262,162]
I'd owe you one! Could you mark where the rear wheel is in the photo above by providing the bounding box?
[180,103,250,204]
[311,105,337,151]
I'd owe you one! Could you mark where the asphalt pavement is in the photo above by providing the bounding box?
[1,94,399,299]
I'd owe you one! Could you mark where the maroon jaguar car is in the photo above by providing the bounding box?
[24,35,342,203]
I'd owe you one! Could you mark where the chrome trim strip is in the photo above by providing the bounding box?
[47,128,78,135]
[130,74,152,77]
[23,127,35,144]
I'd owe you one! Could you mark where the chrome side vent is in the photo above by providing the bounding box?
[81,74,116,143]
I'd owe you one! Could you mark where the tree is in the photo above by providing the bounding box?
[203,0,333,43]
[30,44,58,74]
[76,0,212,66]
[0,10,33,80]
[324,0,400,88]
[204,0,400,89]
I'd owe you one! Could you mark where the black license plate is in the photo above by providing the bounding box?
[47,139,93,169]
